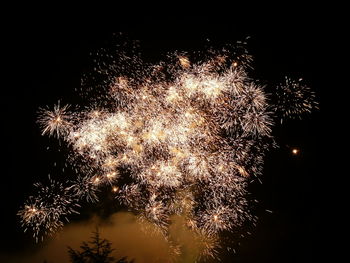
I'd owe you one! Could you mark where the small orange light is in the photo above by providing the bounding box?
[93,177,100,184]
[179,56,190,68]
[292,148,299,155]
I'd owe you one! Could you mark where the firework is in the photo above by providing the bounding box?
[38,102,73,138]
[19,39,316,259]
[275,76,318,123]
[18,177,79,242]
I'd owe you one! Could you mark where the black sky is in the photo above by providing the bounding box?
[1,9,329,262]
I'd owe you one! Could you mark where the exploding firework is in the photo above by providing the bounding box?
[18,38,316,259]
[274,76,318,123]
[18,176,79,242]
[38,102,73,138]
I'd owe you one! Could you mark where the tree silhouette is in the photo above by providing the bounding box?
[68,228,130,263]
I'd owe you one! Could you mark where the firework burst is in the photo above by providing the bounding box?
[18,177,79,242]
[19,38,317,259]
[38,102,73,138]
[274,76,318,122]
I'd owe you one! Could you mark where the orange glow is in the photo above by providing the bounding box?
[178,56,190,68]
[292,148,299,155]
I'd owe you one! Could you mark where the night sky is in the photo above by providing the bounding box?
[1,10,327,263]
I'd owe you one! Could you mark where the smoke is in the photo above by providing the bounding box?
[4,212,206,263]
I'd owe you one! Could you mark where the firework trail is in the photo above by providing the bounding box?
[18,37,317,259]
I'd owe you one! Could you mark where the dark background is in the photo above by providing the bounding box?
[1,8,329,262]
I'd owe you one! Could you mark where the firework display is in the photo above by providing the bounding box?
[18,39,317,258]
